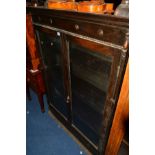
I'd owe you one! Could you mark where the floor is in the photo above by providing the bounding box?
[26,89,128,155]
[26,89,87,155]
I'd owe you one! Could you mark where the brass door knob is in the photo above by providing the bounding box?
[98,29,104,36]
[75,24,79,30]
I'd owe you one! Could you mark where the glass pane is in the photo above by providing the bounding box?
[69,43,112,145]
[38,31,68,118]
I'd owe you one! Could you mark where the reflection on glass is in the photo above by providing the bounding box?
[70,43,112,145]
[38,31,68,118]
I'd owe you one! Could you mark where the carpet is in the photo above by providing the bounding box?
[26,89,87,155]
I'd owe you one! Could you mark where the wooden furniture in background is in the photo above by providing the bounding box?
[105,62,129,155]
[26,69,46,112]
[26,14,46,112]
[26,14,40,70]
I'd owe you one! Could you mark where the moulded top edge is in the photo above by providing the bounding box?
[26,6,129,27]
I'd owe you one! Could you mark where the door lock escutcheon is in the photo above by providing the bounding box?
[66,96,70,103]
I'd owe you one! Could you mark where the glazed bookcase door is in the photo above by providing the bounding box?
[35,29,68,119]
[66,36,122,150]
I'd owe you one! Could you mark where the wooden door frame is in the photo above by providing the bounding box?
[105,62,129,155]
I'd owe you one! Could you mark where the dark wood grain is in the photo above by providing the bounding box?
[26,14,46,112]
[26,14,40,70]
[32,14,128,46]
[27,7,129,155]
[26,69,46,112]
[27,6,129,28]
[105,62,129,155]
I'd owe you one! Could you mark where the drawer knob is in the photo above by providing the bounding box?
[51,42,53,46]
[50,19,53,24]
[75,24,79,30]
[41,41,43,45]
[98,29,104,36]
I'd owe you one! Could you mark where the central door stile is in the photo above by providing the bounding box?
[60,33,73,124]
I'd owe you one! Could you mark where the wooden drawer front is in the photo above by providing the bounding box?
[54,18,127,46]
[32,15,127,46]
[32,15,50,26]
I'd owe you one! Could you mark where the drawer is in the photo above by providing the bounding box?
[32,15,127,46]
[32,15,50,26]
